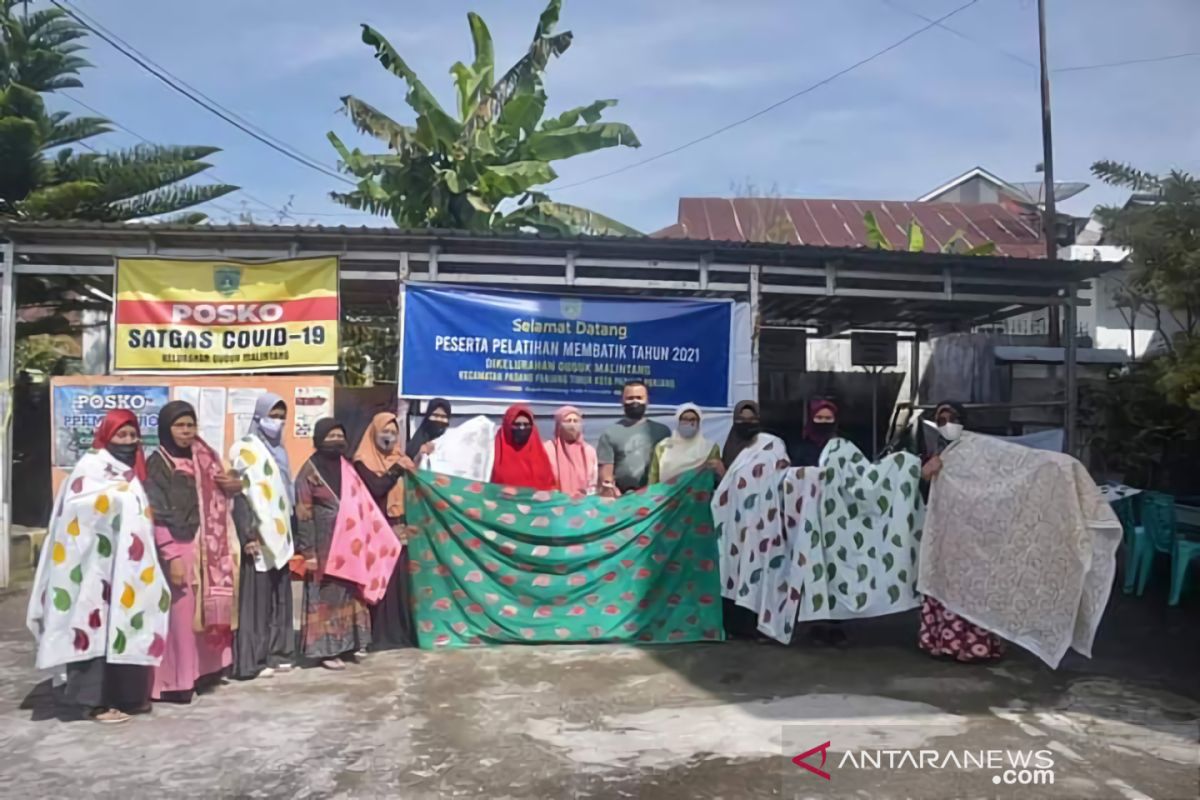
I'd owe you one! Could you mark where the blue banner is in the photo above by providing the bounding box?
[401,286,732,408]
[53,384,170,468]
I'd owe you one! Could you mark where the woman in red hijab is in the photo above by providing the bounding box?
[788,398,840,467]
[490,405,557,491]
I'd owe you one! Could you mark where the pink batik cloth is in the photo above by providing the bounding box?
[323,459,404,604]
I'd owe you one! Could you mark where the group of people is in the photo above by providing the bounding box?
[28,376,998,723]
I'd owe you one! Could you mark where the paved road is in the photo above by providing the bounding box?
[1,582,1197,799]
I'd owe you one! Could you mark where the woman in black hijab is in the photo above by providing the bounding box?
[405,398,452,462]
[294,418,371,670]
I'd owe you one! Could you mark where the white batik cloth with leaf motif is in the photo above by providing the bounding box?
[27,449,171,670]
[711,434,801,642]
[788,439,925,622]
[230,435,295,572]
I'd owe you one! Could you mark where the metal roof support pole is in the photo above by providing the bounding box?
[825,261,836,295]
[0,241,14,587]
[1064,285,1078,456]
[428,245,440,282]
[699,255,710,291]
[750,264,761,403]
[909,330,922,409]
[565,250,577,286]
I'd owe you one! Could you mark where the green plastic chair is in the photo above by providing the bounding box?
[1136,492,1200,605]
[1112,495,1144,594]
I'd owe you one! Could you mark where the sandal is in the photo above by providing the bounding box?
[89,708,130,724]
[321,658,346,671]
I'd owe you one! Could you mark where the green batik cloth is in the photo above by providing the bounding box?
[405,469,725,648]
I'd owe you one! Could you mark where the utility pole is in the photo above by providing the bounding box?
[1038,0,1061,346]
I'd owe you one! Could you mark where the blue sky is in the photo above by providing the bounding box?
[61,0,1200,232]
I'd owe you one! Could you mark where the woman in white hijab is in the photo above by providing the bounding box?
[648,403,725,483]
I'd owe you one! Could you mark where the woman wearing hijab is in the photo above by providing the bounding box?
[353,412,416,650]
[649,404,724,484]
[144,400,241,702]
[406,398,452,466]
[27,410,170,723]
[716,401,789,639]
[917,402,1005,663]
[229,393,295,680]
[491,405,557,491]
[295,419,371,669]
[543,406,598,498]
[788,399,840,467]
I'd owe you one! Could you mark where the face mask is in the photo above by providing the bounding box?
[559,422,582,440]
[258,417,284,440]
[107,442,140,467]
[677,422,699,439]
[511,427,533,447]
[939,422,964,442]
[623,402,647,421]
[734,421,761,438]
[375,432,398,452]
[427,421,449,440]
[318,441,346,456]
[811,421,836,436]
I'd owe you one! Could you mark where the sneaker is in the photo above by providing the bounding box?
[275,663,293,673]
[258,667,276,679]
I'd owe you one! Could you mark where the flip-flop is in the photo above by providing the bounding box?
[321,659,346,671]
[90,708,130,724]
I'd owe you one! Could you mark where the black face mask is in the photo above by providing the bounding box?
[427,421,449,440]
[107,442,140,467]
[623,402,647,421]
[317,441,346,457]
[734,421,761,438]
[511,427,533,447]
[811,421,836,436]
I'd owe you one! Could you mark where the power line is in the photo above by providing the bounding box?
[883,0,1200,75]
[550,0,982,193]
[58,91,284,219]
[1056,50,1200,74]
[49,0,354,186]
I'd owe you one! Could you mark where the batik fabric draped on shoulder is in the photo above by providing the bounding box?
[28,448,170,670]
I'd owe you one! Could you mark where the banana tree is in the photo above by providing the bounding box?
[862,211,997,255]
[329,0,642,235]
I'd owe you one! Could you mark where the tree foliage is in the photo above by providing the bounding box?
[328,0,641,235]
[0,1,235,221]
[1093,161,1200,410]
[862,211,996,255]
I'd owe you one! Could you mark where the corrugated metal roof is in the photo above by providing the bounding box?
[654,197,1046,258]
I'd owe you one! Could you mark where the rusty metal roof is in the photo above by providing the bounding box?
[654,197,1046,258]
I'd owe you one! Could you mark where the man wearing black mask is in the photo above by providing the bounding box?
[597,380,671,497]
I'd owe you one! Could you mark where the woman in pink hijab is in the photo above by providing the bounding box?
[544,406,598,498]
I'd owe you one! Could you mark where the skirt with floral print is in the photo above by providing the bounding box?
[918,596,1005,662]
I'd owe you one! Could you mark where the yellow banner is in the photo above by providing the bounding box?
[113,257,339,373]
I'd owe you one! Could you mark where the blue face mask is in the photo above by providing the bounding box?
[677,422,699,439]
[258,417,284,441]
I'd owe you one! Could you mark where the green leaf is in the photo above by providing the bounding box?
[263,459,273,477]
[862,211,893,250]
[159,588,170,613]
[828,563,838,582]
[882,477,893,492]
[812,564,824,581]
[69,565,83,584]
[813,594,824,612]
[906,221,925,252]
[856,592,868,609]
[824,498,836,516]
[887,585,901,604]
[857,564,869,582]
[836,546,848,562]
[853,532,864,549]
[882,553,895,572]
[891,535,903,548]
[479,161,557,198]
[359,25,462,147]
[97,534,112,558]
[52,587,72,612]
[499,201,642,237]
[868,547,877,559]
[111,514,121,534]
[836,516,847,530]
[749,568,763,585]
[810,530,820,549]
[828,594,838,610]
[112,628,127,654]
[838,581,848,595]
[520,122,640,162]
[901,482,913,499]
[131,612,144,630]
[898,569,909,584]
[877,496,891,514]
[868,470,879,482]
[768,555,785,569]
[824,531,836,549]
[847,503,858,519]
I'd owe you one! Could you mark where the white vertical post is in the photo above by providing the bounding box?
[428,245,440,282]
[1064,286,1078,455]
[0,241,15,588]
